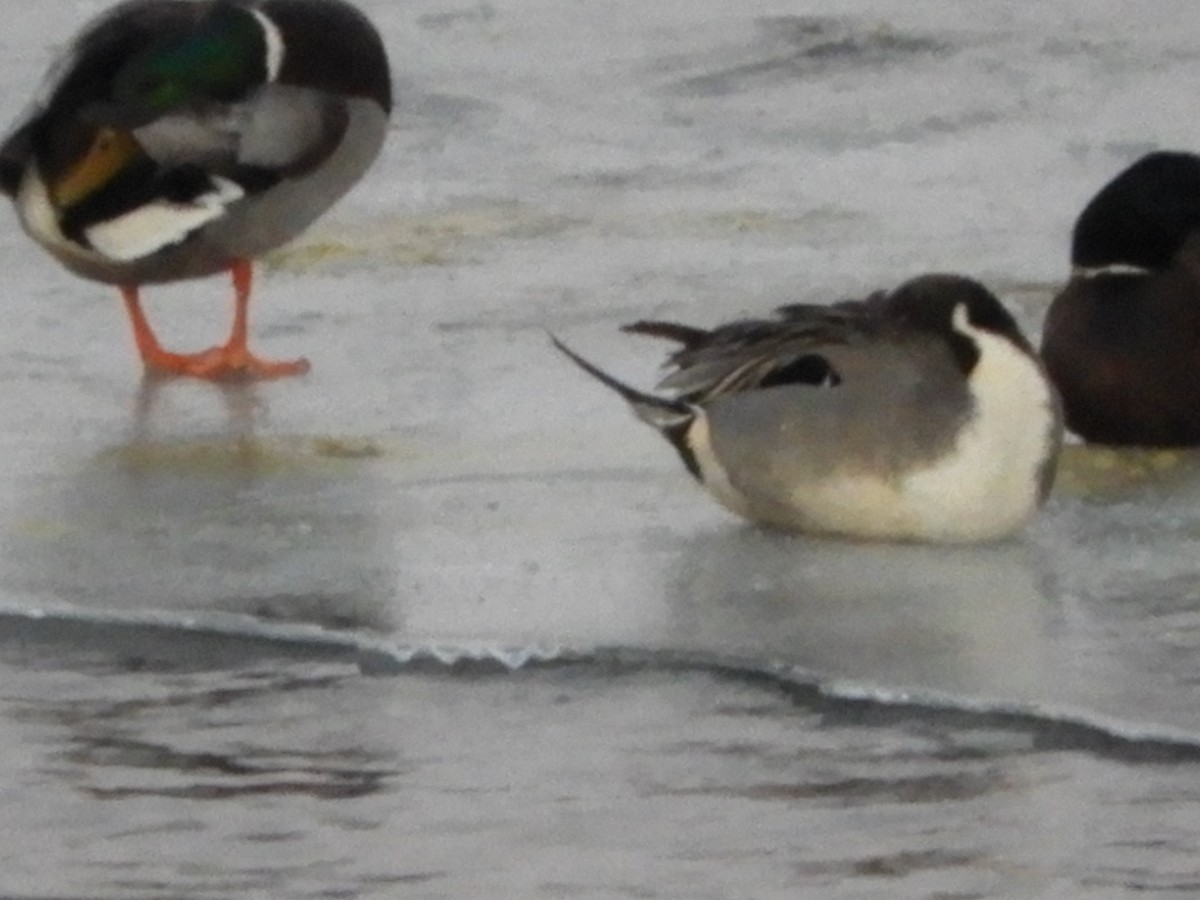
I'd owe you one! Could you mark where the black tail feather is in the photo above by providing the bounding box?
[550,334,704,481]
[549,334,693,430]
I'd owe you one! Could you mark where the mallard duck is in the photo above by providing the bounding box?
[1042,152,1200,445]
[0,0,391,379]
[554,274,1062,543]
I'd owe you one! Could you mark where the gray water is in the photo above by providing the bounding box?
[1,0,1199,896]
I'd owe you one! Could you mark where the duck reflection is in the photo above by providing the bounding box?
[9,378,398,633]
[662,526,1058,704]
[128,374,264,450]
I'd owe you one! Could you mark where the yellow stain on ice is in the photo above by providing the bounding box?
[98,435,396,475]
[309,436,385,460]
[89,428,608,481]
[1054,444,1191,497]
[264,204,885,274]
[265,205,581,272]
[678,207,868,236]
[12,516,71,540]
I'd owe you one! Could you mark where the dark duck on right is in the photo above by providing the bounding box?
[1042,151,1200,446]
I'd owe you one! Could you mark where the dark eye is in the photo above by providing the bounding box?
[760,354,841,388]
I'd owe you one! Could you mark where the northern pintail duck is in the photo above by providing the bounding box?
[1041,151,1200,445]
[555,274,1062,542]
[0,0,391,380]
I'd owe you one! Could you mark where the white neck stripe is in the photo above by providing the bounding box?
[248,8,285,82]
[1072,263,1152,279]
[950,301,971,337]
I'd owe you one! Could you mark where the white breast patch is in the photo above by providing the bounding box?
[83,176,245,261]
[899,305,1055,541]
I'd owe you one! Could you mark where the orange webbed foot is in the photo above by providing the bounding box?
[140,344,311,382]
[122,261,310,383]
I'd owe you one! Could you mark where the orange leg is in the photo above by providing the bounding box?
[120,260,310,381]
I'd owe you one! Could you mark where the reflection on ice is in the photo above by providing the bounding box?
[4,380,398,632]
[662,528,1054,701]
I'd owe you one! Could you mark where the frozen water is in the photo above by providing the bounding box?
[1,0,1200,896]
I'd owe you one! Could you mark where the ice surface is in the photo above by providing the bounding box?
[0,0,1198,747]
[5,2,1200,896]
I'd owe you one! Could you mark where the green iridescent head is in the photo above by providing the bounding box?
[113,2,269,112]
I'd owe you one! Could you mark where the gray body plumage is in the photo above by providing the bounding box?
[700,334,972,517]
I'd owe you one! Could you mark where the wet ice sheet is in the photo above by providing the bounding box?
[0,0,1196,736]
[0,0,1199,895]
[6,418,1200,742]
[0,655,1198,900]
